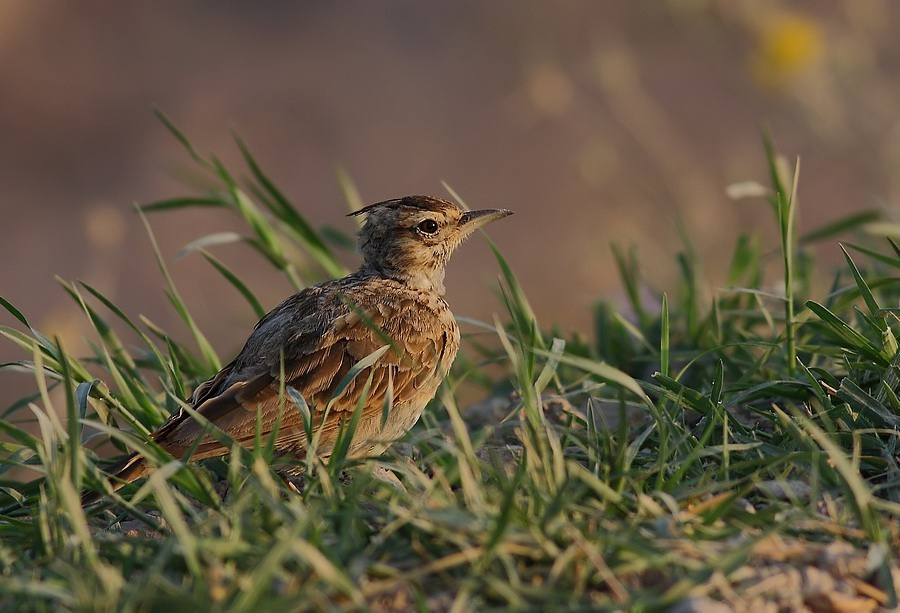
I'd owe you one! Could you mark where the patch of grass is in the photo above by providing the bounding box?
[1,123,899,610]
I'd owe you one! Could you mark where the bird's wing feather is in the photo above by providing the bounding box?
[154,283,447,459]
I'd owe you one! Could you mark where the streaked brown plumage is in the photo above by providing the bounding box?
[84,195,511,502]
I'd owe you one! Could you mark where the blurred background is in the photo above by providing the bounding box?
[2,2,899,406]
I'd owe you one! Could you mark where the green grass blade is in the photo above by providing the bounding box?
[198,249,266,319]
[800,210,880,244]
[235,133,345,279]
[137,208,221,372]
[805,300,888,366]
[660,293,670,378]
[840,244,885,331]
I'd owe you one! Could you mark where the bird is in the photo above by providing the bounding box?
[82,195,512,503]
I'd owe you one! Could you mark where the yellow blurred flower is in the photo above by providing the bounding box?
[752,12,823,90]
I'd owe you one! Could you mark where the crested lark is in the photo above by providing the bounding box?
[84,195,511,501]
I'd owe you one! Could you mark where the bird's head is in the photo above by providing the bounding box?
[350,195,512,295]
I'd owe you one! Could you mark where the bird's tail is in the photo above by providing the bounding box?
[80,452,149,506]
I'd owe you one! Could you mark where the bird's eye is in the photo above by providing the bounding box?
[416,219,440,236]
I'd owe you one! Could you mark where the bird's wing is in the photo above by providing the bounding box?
[154,285,449,460]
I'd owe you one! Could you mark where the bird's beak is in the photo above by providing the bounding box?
[458,208,513,237]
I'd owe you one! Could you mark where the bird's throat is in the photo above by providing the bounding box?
[366,263,446,295]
